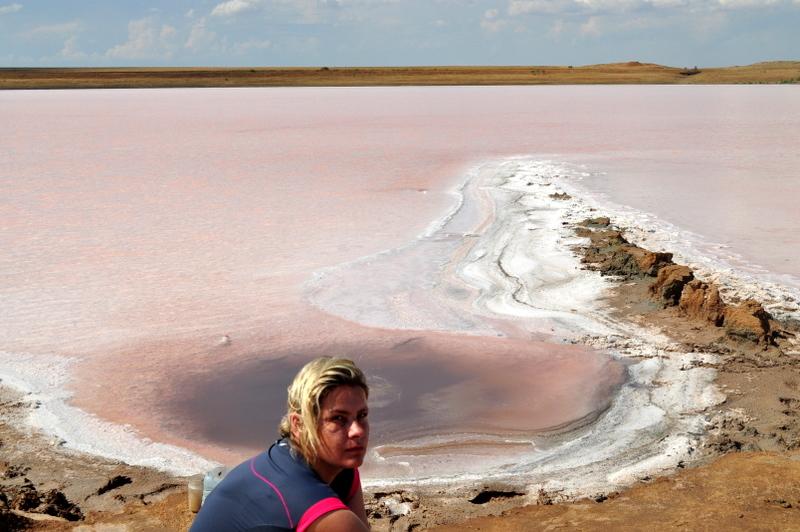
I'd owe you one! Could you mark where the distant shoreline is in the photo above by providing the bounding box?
[2,61,799,89]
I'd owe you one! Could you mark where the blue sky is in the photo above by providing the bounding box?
[1,1,798,67]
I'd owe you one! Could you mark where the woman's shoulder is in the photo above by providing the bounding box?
[329,468,356,501]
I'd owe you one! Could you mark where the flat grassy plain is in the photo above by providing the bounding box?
[2,61,799,89]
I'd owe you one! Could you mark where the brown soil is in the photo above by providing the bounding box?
[424,217,800,531]
[432,451,800,531]
[576,217,800,455]
[0,386,193,531]
[1,61,799,90]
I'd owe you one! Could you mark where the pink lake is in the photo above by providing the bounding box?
[1,86,798,478]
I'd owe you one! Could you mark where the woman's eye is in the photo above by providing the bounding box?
[331,415,346,425]
[357,411,368,421]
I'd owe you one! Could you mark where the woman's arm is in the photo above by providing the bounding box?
[305,508,370,532]
[303,481,370,531]
[347,484,369,527]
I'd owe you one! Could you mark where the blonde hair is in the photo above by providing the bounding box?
[278,357,368,463]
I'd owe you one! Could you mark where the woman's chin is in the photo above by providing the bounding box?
[341,453,366,469]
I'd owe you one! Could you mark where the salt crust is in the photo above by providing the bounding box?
[309,157,795,500]
[561,160,800,324]
[0,350,217,476]
[354,159,725,499]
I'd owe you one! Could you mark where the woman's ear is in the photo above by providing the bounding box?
[289,413,302,440]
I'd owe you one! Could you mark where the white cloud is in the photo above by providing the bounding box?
[715,0,779,6]
[210,0,401,22]
[60,36,86,60]
[549,18,566,36]
[481,19,508,31]
[106,17,176,60]
[618,14,661,29]
[305,0,400,5]
[687,9,728,36]
[509,0,571,15]
[161,25,176,40]
[27,21,82,36]
[0,3,22,15]
[580,15,602,34]
[211,0,262,17]
[232,38,272,53]
[576,0,639,10]
[482,7,509,31]
[185,18,219,51]
[648,0,689,5]
[507,0,794,15]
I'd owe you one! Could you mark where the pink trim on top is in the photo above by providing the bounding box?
[249,457,294,529]
[348,469,361,501]
[297,497,348,532]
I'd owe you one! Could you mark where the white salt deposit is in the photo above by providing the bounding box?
[347,158,727,495]
[307,160,612,339]
[457,160,614,338]
[0,350,217,476]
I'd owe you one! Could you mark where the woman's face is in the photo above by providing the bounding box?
[315,385,369,475]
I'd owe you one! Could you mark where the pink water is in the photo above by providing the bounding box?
[2,86,798,469]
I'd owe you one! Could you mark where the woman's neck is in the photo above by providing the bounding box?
[287,440,343,484]
[311,460,343,485]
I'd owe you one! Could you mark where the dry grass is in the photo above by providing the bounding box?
[1,61,799,89]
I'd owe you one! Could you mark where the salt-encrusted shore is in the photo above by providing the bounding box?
[314,157,800,528]
[366,159,800,529]
[0,352,216,477]
[424,159,800,530]
[309,159,730,495]
[3,157,800,529]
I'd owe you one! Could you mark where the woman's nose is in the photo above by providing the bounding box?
[348,419,367,438]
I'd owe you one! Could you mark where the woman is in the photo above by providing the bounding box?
[191,357,371,531]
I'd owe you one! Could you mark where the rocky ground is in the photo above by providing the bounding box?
[0,385,193,531]
[572,216,800,456]
[431,451,800,531]
[3,216,800,530]
[367,215,800,530]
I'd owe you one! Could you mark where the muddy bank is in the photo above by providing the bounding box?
[573,217,800,454]
[365,214,800,531]
[340,215,800,531]
[421,217,800,531]
[431,451,800,531]
[0,385,192,530]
